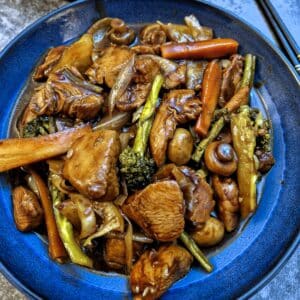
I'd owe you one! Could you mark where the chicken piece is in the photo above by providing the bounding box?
[255,149,275,173]
[104,238,143,270]
[188,178,215,226]
[150,90,201,166]
[140,55,186,89]
[28,67,104,121]
[86,45,134,88]
[63,130,121,201]
[33,46,66,81]
[212,175,239,232]
[130,245,193,299]
[186,60,208,90]
[122,180,185,242]
[219,54,244,107]
[12,186,43,232]
[154,164,215,227]
[164,63,186,89]
[116,56,160,111]
[149,102,177,167]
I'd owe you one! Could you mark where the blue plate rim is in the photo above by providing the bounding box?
[0,0,298,299]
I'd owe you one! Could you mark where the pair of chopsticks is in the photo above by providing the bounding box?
[257,0,300,75]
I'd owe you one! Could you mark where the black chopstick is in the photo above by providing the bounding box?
[265,0,300,60]
[257,0,300,74]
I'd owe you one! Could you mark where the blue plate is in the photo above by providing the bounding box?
[0,0,299,299]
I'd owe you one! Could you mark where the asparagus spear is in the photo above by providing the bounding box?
[119,74,164,191]
[133,74,164,154]
[50,180,93,268]
[180,231,213,273]
[240,53,256,88]
[192,117,225,163]
[231,105,257,218]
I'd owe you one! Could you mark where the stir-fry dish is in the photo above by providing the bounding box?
[1,16,275,299]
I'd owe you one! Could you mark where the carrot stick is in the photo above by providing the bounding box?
[225,86,250,113]
[30,169,67,261]
[0,126,91,172]
[195,60,222,137]
[161,38,239,60]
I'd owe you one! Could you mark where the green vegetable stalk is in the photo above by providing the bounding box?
[133,74,164,154]
[231,105,257,218]
[50,181,93,268]
[192,117,225,163]
[180,231,213,273]
[240,54,256,89]
[119,74,164,191]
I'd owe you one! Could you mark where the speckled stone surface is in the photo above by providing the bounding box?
[0,0,298,299]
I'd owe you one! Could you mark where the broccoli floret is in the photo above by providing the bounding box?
[119,147,156,191]
[22,116,56,138]
[119,74,163,192]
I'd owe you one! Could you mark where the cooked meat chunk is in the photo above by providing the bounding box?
[219,54,244,107]
[104,238,143,270]
[29,67,104,121]
[140,55,186,89]
[116,56,159,111]
[149,102,177,167]
[255,149,275,173]
[117,83,152,111]
[130,245,193,299]
[12,186,43,232]
[33,46,66,81]
[164,63,186,89]
[154,164,215,226]
[186,60,208,90]
[122,180,185,241]
[86,45,134,88]
[186,176,215,226]
[150,90,201,166]
[212,175,239,232]
[63,130,121,201]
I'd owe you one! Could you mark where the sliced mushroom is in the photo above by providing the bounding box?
[140,23,167,45]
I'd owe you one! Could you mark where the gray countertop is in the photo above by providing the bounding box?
[0,0,298,299]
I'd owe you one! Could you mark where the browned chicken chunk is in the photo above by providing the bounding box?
[63,130,121,201]
[154,164,215,227]
[212,175,239,232]
[116,56,160,111]
[28,67,104,121]
[122,180,185,242]
[12,186,43,232]
[86,45,134,88]
[219,54,244,107]
[150,90,201,166]
[188,178,215,226]
[130,245,193,299]
[104,238,143,270]
[33,45,66,81]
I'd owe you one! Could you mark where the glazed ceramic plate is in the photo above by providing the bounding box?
[0,0,299,299]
